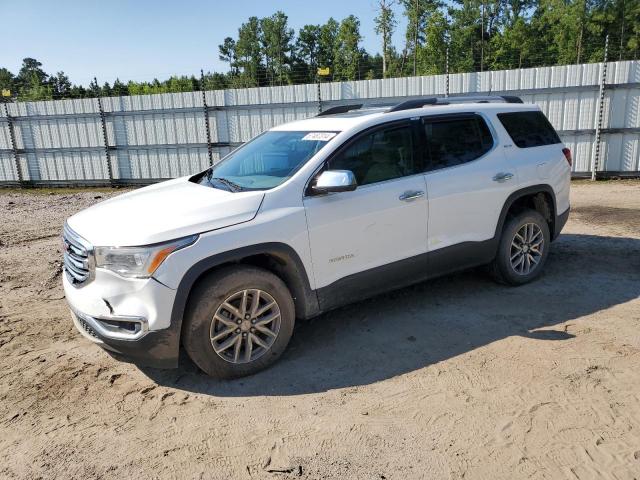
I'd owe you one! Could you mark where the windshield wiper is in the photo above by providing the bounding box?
[206,172,244,192]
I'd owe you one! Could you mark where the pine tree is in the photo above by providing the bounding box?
[235,17,263,87]
[260,11,294,86]
[334,15,363,81]
[218,37,237,74]
[318,18,340,79]
[296,24,321,83]
[400,0,441,75]
[49,72,71,98]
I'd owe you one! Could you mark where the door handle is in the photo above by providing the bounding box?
[493,172,514,182]
[399,190,425,202]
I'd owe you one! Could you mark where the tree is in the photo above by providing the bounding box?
[333,15,364,81]
[202,72,230,90]
[68,84,87,98]
[235,16,263,87]
[420,9,449,74]
[49,71,72,98]
[112,78,128,96]
[0,68,15,98]
[16,58,48,90]
[218,37,237,74]
[400,0,441,75]
[489,0,535,69]
[374,0,397,77]
[6,5,640,101]
[260,11,294,85]
[87,78,101,97]
[296,24,321,83]
[318,18,340,79]
[14,58,51,100]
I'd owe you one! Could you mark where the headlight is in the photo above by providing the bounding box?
[94,235,197,278]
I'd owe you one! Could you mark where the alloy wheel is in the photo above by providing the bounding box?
[210,289,281,364]
[510,222,544,275]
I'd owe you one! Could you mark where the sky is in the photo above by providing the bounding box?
[2,0,409,87]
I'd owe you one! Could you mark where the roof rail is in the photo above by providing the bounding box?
[387,95,523,113]
[317,104,364,116]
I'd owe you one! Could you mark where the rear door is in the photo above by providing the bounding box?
[421,113,518,262]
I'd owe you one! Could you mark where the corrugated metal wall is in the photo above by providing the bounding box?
[1,60,638,185]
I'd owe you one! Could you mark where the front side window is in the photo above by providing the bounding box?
[497,111,561,148]
[201,131,336,191]
[329,124,416,186]
[423,116,494,171]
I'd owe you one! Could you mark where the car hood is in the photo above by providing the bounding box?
[67,177,265,246]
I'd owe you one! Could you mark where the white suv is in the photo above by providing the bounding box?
[63,96,571,378]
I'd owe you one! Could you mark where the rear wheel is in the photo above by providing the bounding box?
[489,209,550,286]
[182,266,295,378]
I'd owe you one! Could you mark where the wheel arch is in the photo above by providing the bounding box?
[495,184,558,241]
[169,243,319,356]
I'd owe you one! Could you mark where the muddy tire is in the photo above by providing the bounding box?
[182,266,295,379]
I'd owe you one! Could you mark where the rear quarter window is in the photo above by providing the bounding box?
[497,111,561,148]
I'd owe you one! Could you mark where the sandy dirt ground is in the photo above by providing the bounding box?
[0,181,639,480]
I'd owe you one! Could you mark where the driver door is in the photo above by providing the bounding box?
[303,120,428,308]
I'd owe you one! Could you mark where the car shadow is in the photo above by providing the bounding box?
[139,233,640,396]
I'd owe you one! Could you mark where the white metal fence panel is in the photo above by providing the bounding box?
[1,60,638,185]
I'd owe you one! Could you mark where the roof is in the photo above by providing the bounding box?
[271,100,539,133]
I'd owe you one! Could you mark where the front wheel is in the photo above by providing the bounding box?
[489,209,550,286]
[182,266,295,378]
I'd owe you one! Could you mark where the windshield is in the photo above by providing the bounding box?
[200,130,337,191]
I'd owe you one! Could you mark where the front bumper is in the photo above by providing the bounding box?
[63,270,181,368]
[70,307,180,368]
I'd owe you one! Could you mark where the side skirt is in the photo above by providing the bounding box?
[316,239,497,313]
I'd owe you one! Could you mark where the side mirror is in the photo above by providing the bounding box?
[311,170,357,194]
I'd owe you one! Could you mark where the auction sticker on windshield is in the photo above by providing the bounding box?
[302,132,337,141]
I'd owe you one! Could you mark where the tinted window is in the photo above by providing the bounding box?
[329,125,416,185]
[498,111,561,148]
[423,116,494,170]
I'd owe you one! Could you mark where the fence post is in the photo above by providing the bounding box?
[2,102,24,184]
[445,44,450,98]
[591,35,609,181]
[201,70,214,166]
[317,79,322,114]
[95,78,114,184]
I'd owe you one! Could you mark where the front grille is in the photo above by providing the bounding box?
[63,223,92,286]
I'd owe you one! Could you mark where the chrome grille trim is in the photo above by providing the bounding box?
[62,223,94,287]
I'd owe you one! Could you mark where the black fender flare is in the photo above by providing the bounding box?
[168,242,319,351]
[494,184,558,240]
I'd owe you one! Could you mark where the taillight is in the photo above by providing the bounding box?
[562,148,572,167]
